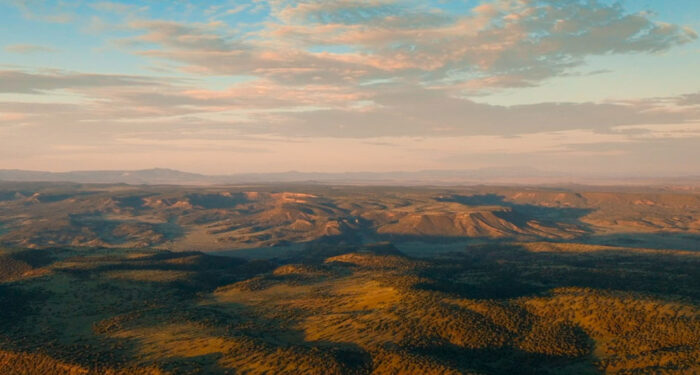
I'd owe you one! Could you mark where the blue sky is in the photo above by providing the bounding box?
[0,0,699,176]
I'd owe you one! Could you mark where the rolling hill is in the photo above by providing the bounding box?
[0,183,698,374]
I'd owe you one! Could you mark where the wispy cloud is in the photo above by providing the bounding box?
[4,44,57,54]
[0,70,167,94]
[8,0,76,23]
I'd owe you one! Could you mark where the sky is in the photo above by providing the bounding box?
[0,0,699,176]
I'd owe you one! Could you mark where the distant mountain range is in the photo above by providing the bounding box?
[0,168,210,185]
[0,168,698,186]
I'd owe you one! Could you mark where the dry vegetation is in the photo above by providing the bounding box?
[0,184,698,374]
[1,183,698,251]
[0,240,698,374]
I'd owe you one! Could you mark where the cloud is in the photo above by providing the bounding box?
[114,137,268,152]
[0,69,371,128]
[613,123,700,140]
[7,0,76,23]
[224,4,251,16]
[272,0,405,25]
[239,86,700,138]
[0,70,167,94]
[89,1,148,15]
[4,44,57,54]
[678,92,700,106]
[1,66,698,140]
[119,0,696,91]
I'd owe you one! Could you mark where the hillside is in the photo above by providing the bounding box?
[0,183,697,251]
[0,184,698,374]
[0,240,698,374]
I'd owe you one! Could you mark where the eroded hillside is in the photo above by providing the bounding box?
[0,183,697,251]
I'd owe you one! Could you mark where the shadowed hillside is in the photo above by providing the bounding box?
[0,184,698,374]
[0,239,698,374]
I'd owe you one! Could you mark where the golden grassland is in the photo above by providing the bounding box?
[0,350,166,375]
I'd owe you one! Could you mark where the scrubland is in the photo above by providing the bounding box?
[0,183,698,374]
